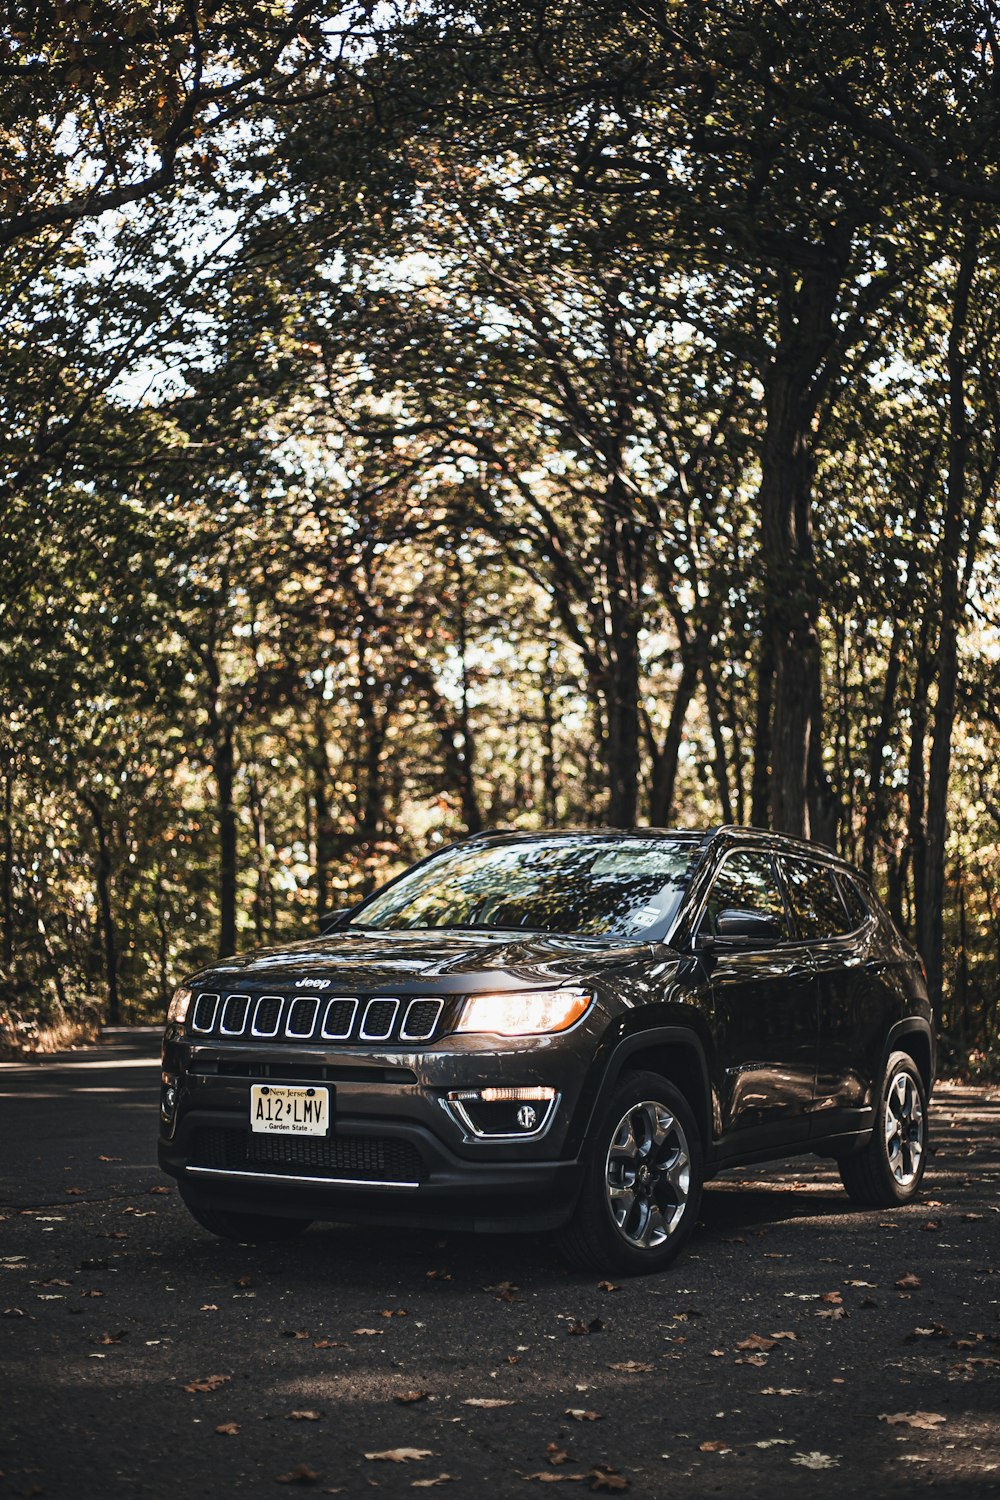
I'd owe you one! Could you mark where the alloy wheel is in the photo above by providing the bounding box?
[604,1100,691,1250]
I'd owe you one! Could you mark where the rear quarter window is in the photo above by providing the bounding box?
[782,859,851,940]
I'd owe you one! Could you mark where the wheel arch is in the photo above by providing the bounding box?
[577,1027,713,1153]
[884,1019,935,1095]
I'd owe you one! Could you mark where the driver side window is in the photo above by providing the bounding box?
[703,850,790,939]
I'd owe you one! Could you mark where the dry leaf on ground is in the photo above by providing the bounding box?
[286,1410,322,1422]
[462,1398,516,1408]
[215,1422,239,1436]
[699,1440,732,1453]
[565,1409,602,1422]
[608,1361,654,1373]
[411,1478,456,1489]
[896,1272,922,1290]
[736,1334,777,1351]
[879,1412,947,1430]
[790,1453,839,1470]
[395,1391,430,1404]
[274,1464,320,1484]
[589,1469,629,1492]
[184,1374,230,1393]
[365,1449,433,1463]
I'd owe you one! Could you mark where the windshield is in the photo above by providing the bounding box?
[349,835,698,938]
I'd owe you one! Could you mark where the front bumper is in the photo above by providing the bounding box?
[159,1031,592,1232]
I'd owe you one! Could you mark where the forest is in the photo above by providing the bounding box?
[1,0,999,1071]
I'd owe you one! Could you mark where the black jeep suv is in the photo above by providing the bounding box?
[159,826,934,1274]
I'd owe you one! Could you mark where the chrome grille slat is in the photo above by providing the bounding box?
[191,990,442,1046]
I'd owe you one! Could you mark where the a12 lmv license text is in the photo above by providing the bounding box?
[250,1083,330,1136]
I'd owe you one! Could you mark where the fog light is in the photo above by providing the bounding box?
[161,1073,178,1122]
[444,1086,558,1140]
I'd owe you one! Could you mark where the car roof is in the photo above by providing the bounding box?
[457,824,859,875]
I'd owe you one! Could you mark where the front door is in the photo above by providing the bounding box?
[699,849,818,1147]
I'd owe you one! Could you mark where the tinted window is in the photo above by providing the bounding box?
[783,860,850,939]
[351,835,697,937]
[836,873,870,929]
[703,850,789,938]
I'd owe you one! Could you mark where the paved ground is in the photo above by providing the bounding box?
[0,1030,998,1499]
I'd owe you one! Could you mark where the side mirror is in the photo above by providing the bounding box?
[318,907,355,936]
[713,906,783,946]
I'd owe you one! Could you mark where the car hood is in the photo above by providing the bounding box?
[191,928,657,993]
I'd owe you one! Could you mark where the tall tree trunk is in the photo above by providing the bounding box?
[83,794,120,1025]
[757,258,846,836]
[700,645,734,825]
[921,219,980,1017]
[540,643,559,825]
[648,655,699,826]
[214,726,238,957]
[311,708,336,921]
[454,556,483,834]
[750,631,774,827]
[603,495,643,826]
[1,759,13,975]
[862,620,905,875]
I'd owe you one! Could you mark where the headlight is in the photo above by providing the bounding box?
[167,986,193,1024]
[454,987,592,1037]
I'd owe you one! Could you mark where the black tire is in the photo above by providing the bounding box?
[179,1185,313,1242]
[838,1051,928,1207]
[557,1070,704,1276]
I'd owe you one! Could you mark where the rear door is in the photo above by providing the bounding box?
[699,849,818,1148]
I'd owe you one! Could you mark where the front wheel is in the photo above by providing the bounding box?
[838,1051,928,1207]
[557,1070,703,1276]
[179,1184,313,1242]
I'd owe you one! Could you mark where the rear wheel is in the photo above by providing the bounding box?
[179,1185,313,1242]
[838,1051,928,1207]
[557,1070,703,1276]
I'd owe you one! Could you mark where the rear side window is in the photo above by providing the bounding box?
[836,874,870,930]
[703,850,790,939]
[782,860,850,940]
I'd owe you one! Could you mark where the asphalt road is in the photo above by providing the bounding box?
[1,1030,998,1499]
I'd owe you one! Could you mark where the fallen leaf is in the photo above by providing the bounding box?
[769,1331,798,1340]
[462,1398,516,1408]
[790,1452,839,1470]
[589,1470,629,1492]
[184,1374,231,1393]
[411,1478,457,1489]
[98,1155,122,1162]
[736,1354,768,1367]
[286,1411,322,1422]
[216,1422,240,1436]
[66,1187,84,1196]
[381,1307,409,1318]
[699,1440,732,1453]
[283,1329,311,1340]
[365,1449,433,1463]
[80,1290,104,1298]
[608,1361,654,1373]
[353,1328,380,1336]
[820,1291,843,1305]
[97,1331,126,1345]
[426,1269,453,1281]
[395,1391,430,1404]
[566,1318,604,1335]
[548,1444,574,1466]
[275,1465,320,1484]
[149,1186,171,1195]
[597,1282,619,1292]
[312,1340,346,1349]
[736,1334,777,1352]
[816,1307,847,1320]
[522,1475,588,1484]
[200,1304,219,1312]
[922,1220,943,1231]
[760,1388,805,1397]
[963,1212,984,1223]
[565,1410,602,1422]
[896,1273,922,1290]
[879,1412,947,1430]
[485,1281,519,1302]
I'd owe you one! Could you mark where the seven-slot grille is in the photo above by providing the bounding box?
[189,990,444,1046]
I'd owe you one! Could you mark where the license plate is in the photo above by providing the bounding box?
[250,1084,330,1136]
